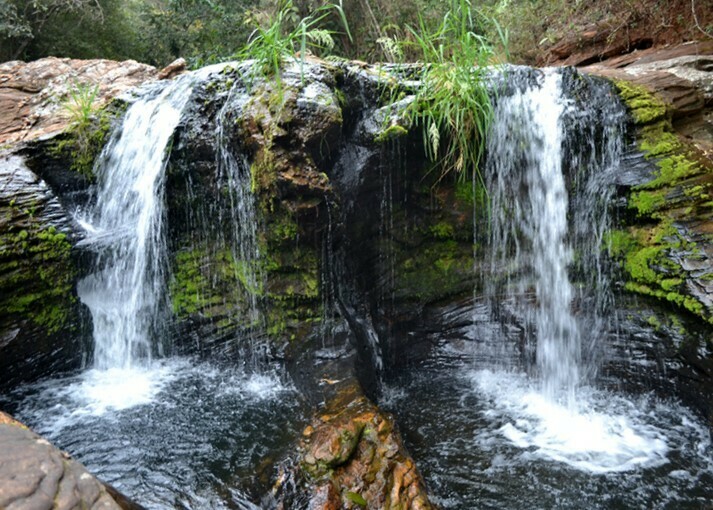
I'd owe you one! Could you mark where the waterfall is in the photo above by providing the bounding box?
[214,80,265,364]
[77,68,219,370]
[483,68,625,404]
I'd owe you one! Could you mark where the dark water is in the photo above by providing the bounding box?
[382,343,713,510]
[2,357,308,509]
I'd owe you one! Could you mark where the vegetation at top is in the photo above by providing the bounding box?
[2,0,709,184]
[2,0,709,67]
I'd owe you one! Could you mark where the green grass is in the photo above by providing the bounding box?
[401,0,501,183]
[237,0,350,85]
[62,81,100,129]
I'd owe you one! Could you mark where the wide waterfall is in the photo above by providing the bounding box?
[3,59,711,510]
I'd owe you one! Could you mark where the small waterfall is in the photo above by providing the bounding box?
[215,82,263,337]
[484,68,625,403]
[77,70,214,370]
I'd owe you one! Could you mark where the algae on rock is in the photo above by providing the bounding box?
[611,80,712,323]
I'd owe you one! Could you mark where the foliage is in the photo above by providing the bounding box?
[0,0,151,62]
[140,0,254,67]
[62,81,99,127]
[402,0,500,182]
[52,81,113,178]
[237,0,350,82]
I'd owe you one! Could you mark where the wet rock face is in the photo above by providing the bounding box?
[576,42,713,424]
[0,57,157,146]
[165,61,343,352]
[299,392,432,510]
[0,155,85,389]
[277,333,434,510]
[0,411,126,510]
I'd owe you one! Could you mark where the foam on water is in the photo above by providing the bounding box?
[6,358,299,509]
[469,369,703,474]
[14,360,187,433]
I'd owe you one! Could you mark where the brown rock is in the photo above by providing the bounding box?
[298,383,434,510]
[581,41,713,159]
[158,58,187,80]
[0,57,156,147]
[0,411,130,510]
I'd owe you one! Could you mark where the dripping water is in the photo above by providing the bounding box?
[214,79,266,368]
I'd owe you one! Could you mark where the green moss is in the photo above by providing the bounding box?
[614,80,668,126]
[639,128,681,157]
[251,148,278,196]
[394,238,471,302]
[636,154,700,190]
[374,124,408,143]
[646,315,662,330]
[624,245,662,283]
[629,189,666,216]
[0,224,75,333]
[169,247,265,320]
[50,103,122,179]
[345,492,367,507]
[603,229,635,257]
[611,222,710,323]
[429,222,455,240]
[455,179,475,205]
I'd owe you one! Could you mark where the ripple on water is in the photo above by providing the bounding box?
[6,357,307,510]
[382,358,713,510]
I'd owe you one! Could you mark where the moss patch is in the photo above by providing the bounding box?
[612,78,712,324]
[0,221,75,334]
[614,81,668,126]
[50,101,124,179]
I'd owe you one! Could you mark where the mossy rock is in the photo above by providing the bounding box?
[611,79,712,323]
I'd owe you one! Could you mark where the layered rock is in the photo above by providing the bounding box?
[0,57,157,146]
[0,154,84,388]
[580,42,713,324]
[579,41,713,424]
[0,411,135,510]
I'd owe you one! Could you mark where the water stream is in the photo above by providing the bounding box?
[383,68,713,508]
[3,66,308,508]
[2,63,711,509]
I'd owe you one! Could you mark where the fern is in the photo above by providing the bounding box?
[306,29,335,51]
[376,36,403,62]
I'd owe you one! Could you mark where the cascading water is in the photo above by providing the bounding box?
[4,66,304,509]
[486,71,582,404]
[480,67,674,469]
[382,67,712,508]
[77,73,200,370]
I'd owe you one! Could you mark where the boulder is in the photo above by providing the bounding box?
[0,411,135,510]
[0,57,156,147]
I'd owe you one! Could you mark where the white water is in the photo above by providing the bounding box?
[8,357,294,509]
[486,71,581,403]
[77,65,234,371]
[77,75,196,369]
[481,69,679,473]
[471,369,672,474]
